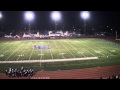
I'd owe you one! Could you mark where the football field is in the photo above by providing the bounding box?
[0,38,120,61]
[0,38,120,72]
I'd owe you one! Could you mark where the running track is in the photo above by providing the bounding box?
[0,65,120,79]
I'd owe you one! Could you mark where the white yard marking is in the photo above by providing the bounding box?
[0,54,4,57]
[73,41,96,57]
[110,50,116,52]
[94,51,101,53]
[0,57,98,63]
[0,42,11,51]
[17,54,24,57]
[77,52,84,54]
[53,41,65,59]
[59,53,66,55]
[5,42,26,61]
[1,42,20,55]
[40,41,44,60]
[65,40,86,57]
[82,41,105,56]
[16,42,31,61]
[38,54,45,56]
[48,40,53,59]
[29,41,37,60]
[91,42,115,56]
[59,41,76,58]
[0,42,8,49]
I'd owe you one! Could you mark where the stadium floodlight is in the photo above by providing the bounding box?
[51,11,61,30]
[24,11,35,34]
[80,11,90,35]
[0,12,2,19]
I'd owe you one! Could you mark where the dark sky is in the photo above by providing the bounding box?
[0,11,120,34]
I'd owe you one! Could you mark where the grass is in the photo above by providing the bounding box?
[0,38,120,73]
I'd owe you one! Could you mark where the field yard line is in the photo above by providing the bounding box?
[72,41,96,57]
[40,41,43,60]
[0,42,10,51]
[16,42,31,61]
[48,40,53,59]
[65,40,86,57]
[53,41,65,59]
[0,57,98,63]
[90,41,114,56]
[2,42,20,55]
[0,42,12,53]
[99,39,120,51]
[82,41,105,56]
[93,42,116,56]
[0,42,4,47]
[5,42,26,61]
[59,41,76,58]
[29,41,37,60]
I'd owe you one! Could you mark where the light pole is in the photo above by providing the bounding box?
[24,11,35,34]
[116,31,117,40]
[80,11,90,35]
[51,11,61,31]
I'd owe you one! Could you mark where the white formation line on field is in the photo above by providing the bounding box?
[0,42,10,51]
[100,40,120,52]
[65,40,86,57]
[29,41,37,60]
[76,40,97,57]
[82,41,105,57]
[59,41,76,58]
[0,57,98,63]
[73,40,96,57]
[90,42,115,56]
[40,41,43,60]
[16,42,31,61]
[5,42,26,61]
[53,41,65,59]
[48,40,53,59]
[1,42,20,56]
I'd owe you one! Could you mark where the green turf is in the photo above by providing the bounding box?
[0,38,120,72]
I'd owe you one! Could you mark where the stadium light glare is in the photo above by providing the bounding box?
[51,11,61,21]
[81,11,90,20]
[24,11,35,34]
[51,11,61,30]
[80,11,90,35]
[0,12,2,19]
[24,11,34,21]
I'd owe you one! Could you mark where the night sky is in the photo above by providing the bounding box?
[0,11,120,35]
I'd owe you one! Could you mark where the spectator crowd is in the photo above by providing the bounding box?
[5,66,34,77]
[100,74,120,79]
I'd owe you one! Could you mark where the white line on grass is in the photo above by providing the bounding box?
[65,40,86,57]
[88,40,114,56]
[16,42,31,61]
[1,42,20,55]
[5,42,26,61]
[92,42,115,56]
[40,41,43,60]
[0,42,13,53]
[59,41,76,58]
[0,57,98,63]
[48,40,53,59]
[0,42,10,51]
[53,41,65,59]
[29,41,36,60]
[72,40,96,57]
[82,41,105,56]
